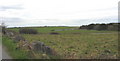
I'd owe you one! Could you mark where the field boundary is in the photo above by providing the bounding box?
[3,29,59,59]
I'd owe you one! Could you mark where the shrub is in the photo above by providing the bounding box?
[94,24,108,31]
[107,24,119,31]
[79,23,120,31]
[87,24,95,30]
[79,25,88,29]
[19,28,38,34]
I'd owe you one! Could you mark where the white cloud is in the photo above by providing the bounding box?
[0,0,119,27]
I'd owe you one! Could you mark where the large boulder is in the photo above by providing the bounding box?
[6,32,14,37]
[13,35,26,43]
[5,30,19,37]
[32,41,45,52]
[45,46,53,55]
[31,41,55,55]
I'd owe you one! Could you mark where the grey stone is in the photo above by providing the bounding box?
[104,50,111,54]
[31,41,56,55]
[45,46,53,55]
[6,32,14,37]
[13,35,26,43]
[32,41,45,52]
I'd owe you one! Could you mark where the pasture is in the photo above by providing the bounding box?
[5,27,118,59]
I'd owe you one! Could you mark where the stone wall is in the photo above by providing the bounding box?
[3,29,58,58]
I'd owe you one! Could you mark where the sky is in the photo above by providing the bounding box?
[0,0,119,27]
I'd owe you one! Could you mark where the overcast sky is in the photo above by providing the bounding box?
[0,0,119,27]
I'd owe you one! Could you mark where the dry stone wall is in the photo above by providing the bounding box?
[3,29,58,58]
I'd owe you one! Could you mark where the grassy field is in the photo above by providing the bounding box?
[5,27,118,59]
[8,27,77,33]
[2,36,29,59]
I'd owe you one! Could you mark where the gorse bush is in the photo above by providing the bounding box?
[19,28,38,34]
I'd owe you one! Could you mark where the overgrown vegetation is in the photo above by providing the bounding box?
[21,28,118,59]
[80,23,120,31]
[9,27,77,33]
[4,24,118,59]
[2,35,62,59]
[2,36,29,59]
[2,28,61,59]
[19,28,38,34]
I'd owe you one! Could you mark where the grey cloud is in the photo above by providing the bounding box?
[0,17,26,27]
[29,16,118,26]
[0,5,24,11]
[1,17,23,22]
[93,16,118,23]
[71,16,118,26]
[93,7,117,11]
[0,16,118,27]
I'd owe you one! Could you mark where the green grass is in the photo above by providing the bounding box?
[8,28,19,32]
[6,27,118,59]
[21,29,118,59]
[2,35,61,59]
[55,29,116,34]
[8,27,77,33]
[2,36,29,59]
[8,26,116,34]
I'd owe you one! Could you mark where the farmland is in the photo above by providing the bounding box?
[5,26,118,59]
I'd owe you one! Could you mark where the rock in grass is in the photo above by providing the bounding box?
[32,41,45,52]
[13,35,26,43]
[31,41,57,56]
[104,50,111,54]
[45,46,53,55]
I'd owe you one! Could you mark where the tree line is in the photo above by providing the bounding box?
[79,23,120,31]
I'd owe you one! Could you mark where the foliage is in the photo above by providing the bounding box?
[22,29,118,59]
[5,26,118,59]
[19,28,38,34]
[2,36,29,59]
[80,23,120,31]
